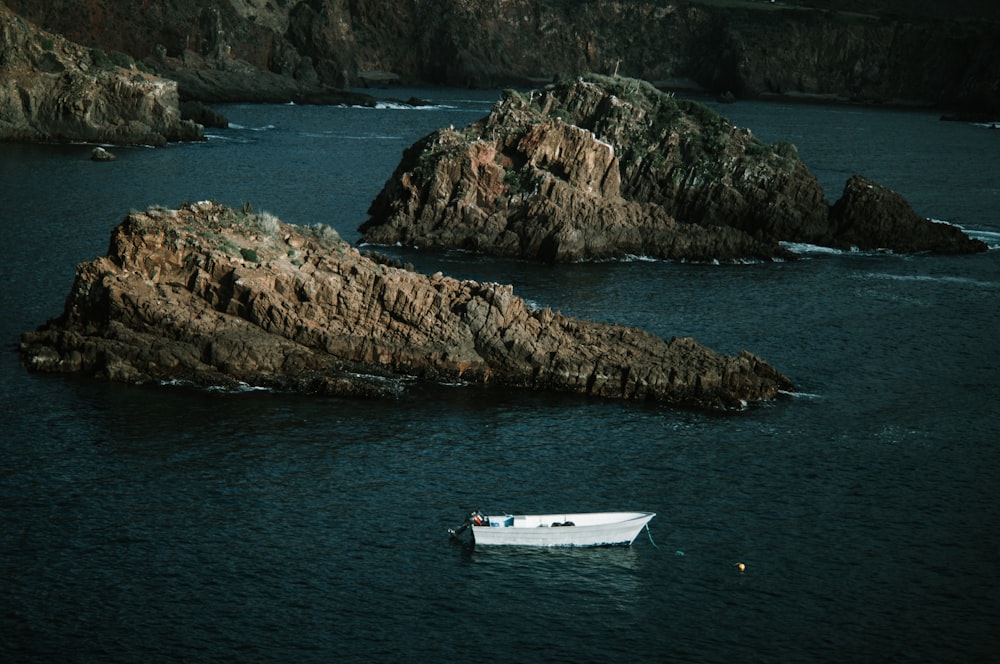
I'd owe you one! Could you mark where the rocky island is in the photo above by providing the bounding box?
[20,202,792,411]
[361,74,987,262]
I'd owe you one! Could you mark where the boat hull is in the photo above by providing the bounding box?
[471,512,655,547]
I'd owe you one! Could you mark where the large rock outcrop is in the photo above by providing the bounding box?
[360,75,987,262]
[20,202,792,411]
[0,3,202,145]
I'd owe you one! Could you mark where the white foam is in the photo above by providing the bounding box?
[159,379,272,394]
[966,228,1000,250]
[159,379,193,388]
[226,122,277,132]
[779,390,822,400]
[372,101,459,111]
[929,219,1000,249]
[206,381,272,393]
[779,241,846,256]
[204,133,251,144]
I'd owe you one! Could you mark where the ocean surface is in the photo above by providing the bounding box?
[2,88,999,663]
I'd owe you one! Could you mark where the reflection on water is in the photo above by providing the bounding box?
[468,545,641,597]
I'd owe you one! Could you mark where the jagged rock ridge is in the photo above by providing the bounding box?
[360,75,987,262]
[20,202,792,411]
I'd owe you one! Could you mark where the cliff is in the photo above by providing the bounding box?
[4,0,999,113]
[19,202,792,411]
[360,75,987,262]
[0,4,202,145]
[145,7,376,106]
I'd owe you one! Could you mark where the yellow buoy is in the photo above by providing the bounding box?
[737,562,746,573]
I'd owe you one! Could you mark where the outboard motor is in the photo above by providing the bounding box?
[448,510,485,539]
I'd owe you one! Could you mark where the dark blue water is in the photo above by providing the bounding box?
[2,90,999,663]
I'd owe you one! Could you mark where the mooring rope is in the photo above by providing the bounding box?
[645,523,659,549]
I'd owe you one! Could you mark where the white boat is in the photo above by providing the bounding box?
[449,510,655,547]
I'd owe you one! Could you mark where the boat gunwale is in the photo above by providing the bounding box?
[474,511,655,530]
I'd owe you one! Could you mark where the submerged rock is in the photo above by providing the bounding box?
[361,74,987,261]
[20,203,792,410]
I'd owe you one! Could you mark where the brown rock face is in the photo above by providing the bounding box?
[20,203,792,411]
[0,5,202,145]
[361,75,986,262]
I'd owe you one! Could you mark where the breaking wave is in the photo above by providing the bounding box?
[780,242,852,256]
[965,228,1000,250]
[225,123,277,132]
[779,389,822,400]
[159,379,273,394]
[372,101,459,111]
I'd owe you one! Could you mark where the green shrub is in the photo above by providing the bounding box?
[218,238,239,256]
[773,140,799,161]
[678,99,724,132]
[310,223,341,247]
[242,211,281,236]
[503,88,525,104]
[87,47,139,71]
[90,48,112,69]
[503,167,536,197]
[108,50,134,68]
[743,138,770,158]
[240,248,259,262]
